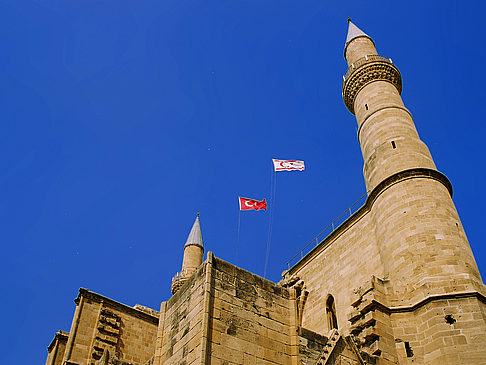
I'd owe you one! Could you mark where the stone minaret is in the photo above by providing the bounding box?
[343,19,486,362]
[171,213,204,294]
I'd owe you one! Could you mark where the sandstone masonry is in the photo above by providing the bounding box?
[45,20,486,365]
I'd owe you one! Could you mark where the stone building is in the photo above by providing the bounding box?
[45,20,486,365]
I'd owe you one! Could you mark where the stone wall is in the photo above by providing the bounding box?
[154,253,363,365]
[153,262,207,365]
[45,330,69,365]
[286,192,486,364]
[209,256,295,364]
[287,209,384,337]
[391,295,486,364]
[154,253,297,365]
[370,178,483,304]
[61,288,159,365]
[354,81,436,192]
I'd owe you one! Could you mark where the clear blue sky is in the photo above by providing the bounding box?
[1,1,485,362]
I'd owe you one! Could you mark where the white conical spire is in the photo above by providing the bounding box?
[184,212,203,248]
[345,18,373,47]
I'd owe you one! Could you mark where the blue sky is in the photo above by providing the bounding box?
[1,1,485,362]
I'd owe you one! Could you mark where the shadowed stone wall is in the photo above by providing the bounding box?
[60,289,159,365]
[208,256,296,364]
[153,262,207,365]
[154,253,362,365]
[45,330,69,365]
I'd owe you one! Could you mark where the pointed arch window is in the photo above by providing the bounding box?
[326,295,338,330]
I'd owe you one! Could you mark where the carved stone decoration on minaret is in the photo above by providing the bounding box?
[171,212,205,294]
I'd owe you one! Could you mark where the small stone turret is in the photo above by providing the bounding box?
[171,213,204,294]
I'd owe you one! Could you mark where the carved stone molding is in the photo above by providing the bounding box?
[342,60,402,114]
[91,308,121,364]
[348,276,391,362]
[280,275,308,327]
[170,277,188,294]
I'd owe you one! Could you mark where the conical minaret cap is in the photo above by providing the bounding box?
[184,212,203,248]
[344,18,374,57]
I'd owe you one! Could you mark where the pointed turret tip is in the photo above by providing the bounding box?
[344,19,374,58]
[185,212,204,248]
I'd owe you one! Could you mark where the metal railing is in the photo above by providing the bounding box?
[343,55,393,84]
[285,192,368,270]
[172,269,195,283]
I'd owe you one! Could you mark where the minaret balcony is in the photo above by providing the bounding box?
[172,268,198,281]
[171,269,198,294]
[342,55,402,114]
[343,55,393,83]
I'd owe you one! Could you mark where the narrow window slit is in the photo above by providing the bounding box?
[405,342,414,357]
[365,104,369,110]
[326,295,338,330]
[391,141,396,149]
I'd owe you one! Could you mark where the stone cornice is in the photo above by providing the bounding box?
[288,168,452,275]
[184,242,204,249]
[367,167,453,205]
[343,59,402,114]
[372,291,486,314]
[47,330,69,351]
[75,288,159,325]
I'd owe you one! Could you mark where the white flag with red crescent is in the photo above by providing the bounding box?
[272,159,305,172]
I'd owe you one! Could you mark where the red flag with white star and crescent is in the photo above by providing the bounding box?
[239,197,267,211]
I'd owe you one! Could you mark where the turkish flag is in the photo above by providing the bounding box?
[239,197,267,211]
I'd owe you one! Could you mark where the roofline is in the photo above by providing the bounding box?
[287,168,452,275]
[184,242,204,249]
[75,288,159,324]
[47,330,69,351]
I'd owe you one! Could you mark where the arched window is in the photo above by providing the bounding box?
[326,295,338,330]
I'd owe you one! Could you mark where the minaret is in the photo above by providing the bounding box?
[171,213,204,294]
[343,19,486,365]
[342,20,485,360]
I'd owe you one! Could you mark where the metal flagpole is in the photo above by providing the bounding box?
[264,166,276,278]
[236,208,241,266]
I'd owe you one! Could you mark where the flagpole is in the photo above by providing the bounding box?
[264,167,276,278]
[236,208,241,266]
